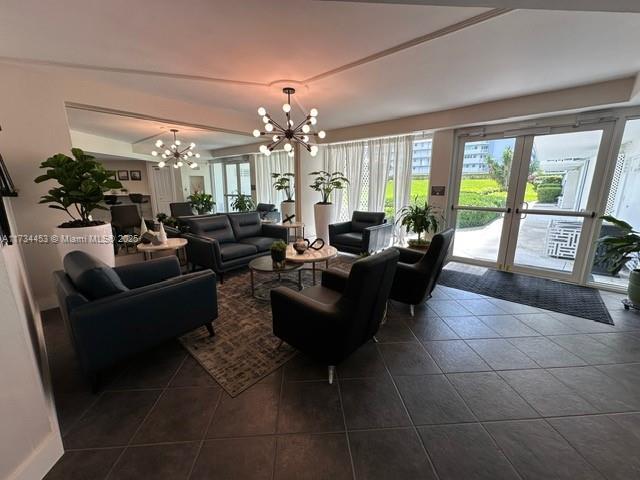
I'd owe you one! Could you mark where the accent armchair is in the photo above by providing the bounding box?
[389,228,454,316]
[54,251,218,390]
[170,202,195,217]
[329,211,393,254]
[271,249,399,383]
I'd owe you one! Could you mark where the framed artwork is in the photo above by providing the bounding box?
[117,170,129,181]
[190,176,205,194]
[130,170,142,181]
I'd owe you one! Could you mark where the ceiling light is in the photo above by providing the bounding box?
[252,87,326,158]
[152,129,200,169]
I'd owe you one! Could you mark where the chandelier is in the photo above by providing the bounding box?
[252,87,325,158]
[151,129,201,169]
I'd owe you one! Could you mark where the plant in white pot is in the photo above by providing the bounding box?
[272,172,295,221]
[309,170,349,242]
[598,215,640,306]
[35,148,123,266]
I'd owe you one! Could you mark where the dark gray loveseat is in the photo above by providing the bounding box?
[182,212,288,282]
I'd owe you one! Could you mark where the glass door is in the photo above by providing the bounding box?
[451,136,522,267]
[506,128,607,280]
[211,159,253,212]
[451,124,614,282]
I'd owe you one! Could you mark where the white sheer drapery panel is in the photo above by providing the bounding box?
[254,150,294,205]
[367,137,394,212]
[324,142,365,221]
[392,135,415,243]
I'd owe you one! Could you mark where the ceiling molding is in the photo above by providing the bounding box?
[65,102,251,137]
[0,9,510,89]
[303,8,511,83]
[318,0,640,13]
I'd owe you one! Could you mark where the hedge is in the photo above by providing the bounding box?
[457,192,504,228]
[537,185,562,203]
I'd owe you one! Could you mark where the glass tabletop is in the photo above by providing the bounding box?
[248,255,302,273]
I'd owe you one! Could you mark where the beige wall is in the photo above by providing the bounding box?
[98,158,151,195]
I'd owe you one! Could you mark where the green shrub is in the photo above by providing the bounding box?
[458,210,500,228]
[456,192,504,228]
[537,186,562,203]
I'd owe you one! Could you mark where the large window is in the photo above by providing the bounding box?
[590,118,640,288]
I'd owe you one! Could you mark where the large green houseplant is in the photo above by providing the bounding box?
[35,148,123,265]
[309,170,349,242]
[396,197,442,250]
[188,191,215,215]
[231,193,255,212]
[272,172,296,221]
[598,215,640,305]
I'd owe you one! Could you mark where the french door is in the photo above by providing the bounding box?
[451,122,614,283]
[211,159,252,212]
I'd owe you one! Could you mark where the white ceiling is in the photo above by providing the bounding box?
[2,0,640,149]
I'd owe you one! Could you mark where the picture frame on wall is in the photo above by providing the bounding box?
[117,170,129,181]
[130,170,142,181]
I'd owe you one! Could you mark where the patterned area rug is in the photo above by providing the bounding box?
[179,264,338,397]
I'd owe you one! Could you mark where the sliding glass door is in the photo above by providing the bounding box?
[451,123,614,282]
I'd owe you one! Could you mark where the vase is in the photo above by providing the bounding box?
[53,222,115,266]
[314,203,333,244]
[281,200,296,222]
[271,248,286,269]
[629,270,640,306]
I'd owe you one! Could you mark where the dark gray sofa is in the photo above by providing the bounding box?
[182,212,288,282]
[54,251,218,390]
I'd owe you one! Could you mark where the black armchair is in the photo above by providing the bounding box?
[329,211,393,254]
[271,249,399,383]
[256,203,281,222]
[389,228,454,316]
[54,251,218,390]
[170,202,195,217]
[182,212,287,282]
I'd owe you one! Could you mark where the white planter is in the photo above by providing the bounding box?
[53,222,115,267]
[281,201,296,222]
[314,203,334,243]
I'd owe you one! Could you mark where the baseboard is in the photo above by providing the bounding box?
[8,430,63,480]
[37,294,58,312]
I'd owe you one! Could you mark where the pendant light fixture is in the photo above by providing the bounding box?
[151,129,200,169]
[252,87,325,158]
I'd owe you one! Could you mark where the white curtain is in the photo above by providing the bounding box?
[393,135,415,243]
[324,141,365,220]
[254,150,294,205]
[367,137,394,212]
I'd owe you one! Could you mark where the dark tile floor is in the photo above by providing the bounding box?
[42,285,640,480]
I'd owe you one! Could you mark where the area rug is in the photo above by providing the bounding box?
[438,266,613,325]
[180,267,318,397]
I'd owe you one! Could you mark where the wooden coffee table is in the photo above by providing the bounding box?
[137,237,188,262]
[248,256,302,301]
[285,244,338,285]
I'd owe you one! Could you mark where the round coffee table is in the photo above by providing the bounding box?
[137,237,188,261]
[248,256,303,301]
[285,244,338,285]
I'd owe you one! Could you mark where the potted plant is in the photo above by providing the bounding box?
[188,191,215,215]
[35,148,122,265]
[231,192,255,213]
[270,239,287,269]
[309,170,349,242]
[396,197,442,251]
[272,172,295,221]
[598,215,640,306]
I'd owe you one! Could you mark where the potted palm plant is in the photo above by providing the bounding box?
[272,172,295,221]
[35,148,122,265]
[598,215,640,306]
[188,191,215,215]
[309,170,349,242]
[396,197,442,251]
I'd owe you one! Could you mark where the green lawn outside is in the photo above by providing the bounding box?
[384,176,536,224]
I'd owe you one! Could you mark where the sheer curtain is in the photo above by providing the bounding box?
[324,141,365,220]
[392,135,415,243]
[255,150,294,205]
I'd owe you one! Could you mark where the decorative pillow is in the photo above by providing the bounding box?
[63,251,129,300]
